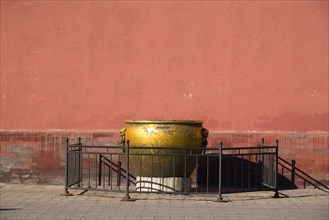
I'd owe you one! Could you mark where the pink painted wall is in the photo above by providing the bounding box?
[1,1,328,132]
[0,1,328,186]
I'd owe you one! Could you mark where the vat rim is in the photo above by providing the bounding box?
[125,120,203,125]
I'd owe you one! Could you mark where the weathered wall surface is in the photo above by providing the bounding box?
[0,131,328,185]
[0,1,328,185]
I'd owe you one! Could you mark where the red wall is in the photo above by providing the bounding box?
[0,1,328,185]
[0,131,328,185]
[1,1,328,131]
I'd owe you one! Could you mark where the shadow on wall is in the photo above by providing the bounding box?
[255,112,329,131]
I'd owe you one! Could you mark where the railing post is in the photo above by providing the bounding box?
[291,159,296,185]
[260,138,264,190]
[78,137,82,187]
[117,161,122,188]
[121,140,135,201]
[215,142,225,202]
[98,154,102,186]
[273,139,280,198]
[62,138,73,196]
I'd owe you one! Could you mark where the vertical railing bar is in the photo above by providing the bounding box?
[282,165,284,176]
[98,154,102,186]
[88,153,90,188]
[95,154,98,189]
[273,140,279,198]
[103,154,105,189]
[139,154,142,192]
[271,154,275,186]
[121,140,134,201]
[267,153,270,189]
[108,159,110,187]
[234,156,237,192]
[173,155,176,192]
[162,155,164,192]
[206,155,209,193]
[78,138,82,187]
[263,154,266,190]
[151,155,153,192]
[105,149,108,187]
[271,154,275,189]
[219,145,222,195]
[184,155,187,193]
[195,155,198,193]
[255,154,258,190]
[227,153,231,193]
[291,159,296,185]
[248,155,251,190]
[261,139,264,190]
[73,148,77,187]
[273,153,276,187]
[110,154,112,189]
[63,138,71,195]
[215,142,224,202]
[117,161,122,190]
[81,147,86,188]
[241,155,244,190]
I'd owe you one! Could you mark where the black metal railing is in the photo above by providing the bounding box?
[278,157,329,193]
[64,138,282,200]
[64,138,82,195]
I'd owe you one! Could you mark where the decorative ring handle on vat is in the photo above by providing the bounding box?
[120,128,126,148]
[201,128,209,150]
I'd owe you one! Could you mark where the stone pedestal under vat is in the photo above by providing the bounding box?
[136,176,191,192]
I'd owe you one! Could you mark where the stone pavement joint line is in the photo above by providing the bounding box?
[0,184,328,220]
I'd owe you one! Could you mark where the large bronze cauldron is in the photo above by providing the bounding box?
[120,120,208,177]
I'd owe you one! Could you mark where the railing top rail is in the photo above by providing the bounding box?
[222,146,277,150]
[67,150,276,157]
[278,156,291,165]
[68,145,276,151]
[68,145,123,149]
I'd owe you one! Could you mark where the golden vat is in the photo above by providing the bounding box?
[121,120,208,177]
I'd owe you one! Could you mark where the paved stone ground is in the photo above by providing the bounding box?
[0,184,328,220]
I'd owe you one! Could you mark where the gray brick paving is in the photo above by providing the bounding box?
[0,183,328,220]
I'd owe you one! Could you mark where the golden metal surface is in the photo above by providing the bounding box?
[122,120,208,177]
[125,120,204,125]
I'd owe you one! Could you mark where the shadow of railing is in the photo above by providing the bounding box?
[278,157,329,193]
[98,154,136,186]
[197,155,273,193]
[197,155,329,193]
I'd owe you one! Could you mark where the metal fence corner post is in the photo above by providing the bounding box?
[61,138,73,196]
[273,139,280,198]
[215,142,225,202]
[291,159,296,185]
[121,140,135,201]
[78,137,82,187]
